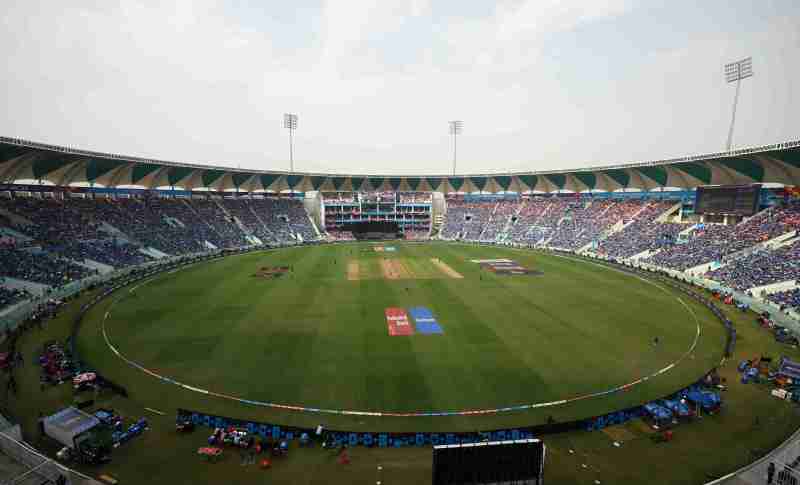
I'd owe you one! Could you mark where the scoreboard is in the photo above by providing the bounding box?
[694,185,761,216]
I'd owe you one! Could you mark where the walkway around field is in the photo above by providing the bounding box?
[706,427,800,484]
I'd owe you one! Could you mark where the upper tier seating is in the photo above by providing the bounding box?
[643,203,800,271]
[0,196,319,287]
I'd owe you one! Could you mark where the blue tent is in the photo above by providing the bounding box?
[778,357,800,380]
[642,403,672,423]
[684,390,721,412]
[660,399,692,418]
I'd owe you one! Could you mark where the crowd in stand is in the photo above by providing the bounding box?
[480,200,517,241]
[2,191,800,317]
[769,288,800,311]
[0,196,321,290]
[706,240,800,291]
[108,198,207,255]
[258,198,317,242]
[439,195,800,310]
[598,202,686,258]
[2,198,104,243]
[223,199,275,244]
[0,285,31,310]
[548,200,615,249]
[441,199,495,239]
[53,240,152,269]
[507,198,550,243]
[643,203,800,271]
[0,248,94,287]
[444,197,656,249]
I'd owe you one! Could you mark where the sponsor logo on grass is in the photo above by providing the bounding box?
[472,258,538,275]
[408,306,443,334]
[385,307,414,336]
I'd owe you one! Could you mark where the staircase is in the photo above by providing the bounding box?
[182,199,224,243]
[247,202,276,243]
[97,222,133,242]
[432,214,445,237]
[215,199,252,236]
[655,202,682,223]
[307,213,322,239]
[537,201,554,224]
[477,202,499,240]
[499,200,526,241]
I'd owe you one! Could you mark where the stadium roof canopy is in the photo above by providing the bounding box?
[1,136,799,193]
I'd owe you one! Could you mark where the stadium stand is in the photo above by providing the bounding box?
[479,199,518,241]
[221,198,274,243]
[507,198,551,244]
[706,239,800,291]
[441,199,495,240]
[0,285,31,310]
[443,197,658,249]
[598,201,686,259]
[0,248,94,288]
[643,203,800,271]
[0,195,320,290]
[769,288,800,311]
[0,185,799,318]
[52,240,152,269]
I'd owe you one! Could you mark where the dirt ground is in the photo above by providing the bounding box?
[347,260,360,281]
[380,258,412,280]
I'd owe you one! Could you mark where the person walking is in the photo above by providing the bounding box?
[38,412,46,438]
[767,462,776,484]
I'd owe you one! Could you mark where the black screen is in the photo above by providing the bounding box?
[350,221,400,240]
[695,185,760,216]
[351,221,399,234]
[433,440,545,485]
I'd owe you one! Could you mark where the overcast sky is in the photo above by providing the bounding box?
[1,1,798,175]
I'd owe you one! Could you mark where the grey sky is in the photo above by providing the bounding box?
[1,1,798,176]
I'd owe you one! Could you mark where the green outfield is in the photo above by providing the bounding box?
[76,242,726,432]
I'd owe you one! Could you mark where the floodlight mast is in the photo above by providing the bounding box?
[724,57,753,151]
[283,113,298,172]
[449,120,463,176]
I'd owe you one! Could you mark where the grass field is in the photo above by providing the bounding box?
[4,243,800,484]
[75,242,726,432]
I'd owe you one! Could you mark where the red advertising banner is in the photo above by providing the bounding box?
[385,307,414,336]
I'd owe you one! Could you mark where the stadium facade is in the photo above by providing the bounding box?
[1,136,799,192]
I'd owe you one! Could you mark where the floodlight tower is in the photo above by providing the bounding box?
[449,120,463,176]
[724,57,753,151]
[284,113,298,172]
